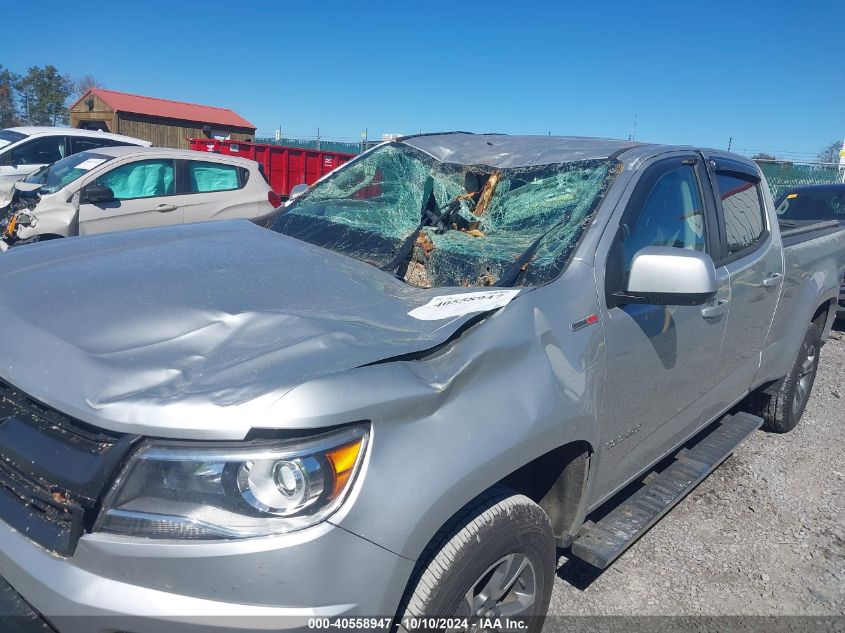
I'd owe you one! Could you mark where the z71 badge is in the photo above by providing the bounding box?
[570,313,599,332]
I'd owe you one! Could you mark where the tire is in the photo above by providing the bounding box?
[755,321,822,433]
[396,486,555,633]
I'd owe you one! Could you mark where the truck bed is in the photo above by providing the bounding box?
[778,218,844,247]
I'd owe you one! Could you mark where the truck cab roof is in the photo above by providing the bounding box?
[395,132,760,173]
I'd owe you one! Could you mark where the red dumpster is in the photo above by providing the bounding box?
[188,138,355,199]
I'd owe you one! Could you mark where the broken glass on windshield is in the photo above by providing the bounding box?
[272,143,617,288]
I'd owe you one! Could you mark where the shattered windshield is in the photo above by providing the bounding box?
[271,143,616,288]
[24,151,113,194]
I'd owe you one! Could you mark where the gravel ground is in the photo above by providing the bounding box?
[550,322,845,617]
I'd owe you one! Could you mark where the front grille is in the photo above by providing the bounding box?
[0,381,138,556]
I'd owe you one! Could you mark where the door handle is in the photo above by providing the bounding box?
[761,272,782,288]
[156,204,178,213]
[701,299,729,319]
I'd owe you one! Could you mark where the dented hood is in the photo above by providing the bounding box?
[0,221,497,438]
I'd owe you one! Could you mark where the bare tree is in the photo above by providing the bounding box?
[752,152,777,161]
[816,140,842,165]
[73,75,100,99]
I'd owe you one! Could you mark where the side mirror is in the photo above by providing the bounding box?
[624,246,717,306]
[81,183,115,204]
[289,183,309,201]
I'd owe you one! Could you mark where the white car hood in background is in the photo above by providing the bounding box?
[0,221,491,438]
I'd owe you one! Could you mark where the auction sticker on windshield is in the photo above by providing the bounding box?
[74,158,108,171]
[408,289,521,320]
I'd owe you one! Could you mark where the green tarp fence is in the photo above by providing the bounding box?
[757,161,844,200]
[254,137,362,155]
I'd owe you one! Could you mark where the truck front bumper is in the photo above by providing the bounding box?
[0,518,414,633]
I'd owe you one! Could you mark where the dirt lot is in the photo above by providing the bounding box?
[550,322,845,618]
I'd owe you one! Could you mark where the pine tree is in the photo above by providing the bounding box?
[0,65,20,128]
[16,65,73,126]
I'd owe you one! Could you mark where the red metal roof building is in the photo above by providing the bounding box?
[69,88,256,149]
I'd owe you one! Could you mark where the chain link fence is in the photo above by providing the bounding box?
[754,160,844,200]
[254,136,363,155]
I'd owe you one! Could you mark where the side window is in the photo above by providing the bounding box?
[188,161,240,193]
[622,164,706,271]
[715,174,766,255]
[10,136,66,165]
[70,137,114,154]
[95,160,175,200]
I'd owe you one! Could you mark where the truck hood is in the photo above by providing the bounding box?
[0,221,505,438]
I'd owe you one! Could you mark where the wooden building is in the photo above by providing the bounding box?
[69,88,256,149]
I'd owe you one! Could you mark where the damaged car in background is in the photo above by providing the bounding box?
[0,145,282,248]
[0,126,150,202]
[0,133,842,633]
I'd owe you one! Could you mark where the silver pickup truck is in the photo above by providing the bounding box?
[0,133,842,633]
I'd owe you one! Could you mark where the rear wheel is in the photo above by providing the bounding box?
[397,486,555,633]
[754,321,822,433]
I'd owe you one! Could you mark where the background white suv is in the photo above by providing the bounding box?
[0,127,150,201]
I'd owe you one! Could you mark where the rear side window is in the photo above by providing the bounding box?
[715,174,766,255]
[96,159,175,200]
[70,137,116,154]
[622,164,706,272]
[188,161,240,193]
[9,136,66,165]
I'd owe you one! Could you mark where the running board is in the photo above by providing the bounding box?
[570,412,763,569]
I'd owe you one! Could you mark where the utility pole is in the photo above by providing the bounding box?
[628,114,638,141]
[727,137,732,151]
[839,138,845,184]
[316,127,321,150]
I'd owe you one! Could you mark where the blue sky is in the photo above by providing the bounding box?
[5,0,843,159]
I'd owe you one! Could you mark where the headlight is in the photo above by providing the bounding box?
[95,425,368,539]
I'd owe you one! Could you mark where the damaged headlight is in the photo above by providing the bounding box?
[95,425,368,539]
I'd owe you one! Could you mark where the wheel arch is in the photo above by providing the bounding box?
[500,440,592,547]
[811,297,836,341]
[402,438,595,566]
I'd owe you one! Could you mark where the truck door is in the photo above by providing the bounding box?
[78,158,183,235]
[594,155,730,499]
[707,160,782,396]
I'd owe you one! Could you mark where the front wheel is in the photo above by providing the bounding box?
[396,486,555,633]
[755,321,822,433]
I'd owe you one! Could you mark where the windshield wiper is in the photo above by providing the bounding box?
[381,177,474,280]
[496,212,575,287]
[380,176,435,279]
[496,233,545,287]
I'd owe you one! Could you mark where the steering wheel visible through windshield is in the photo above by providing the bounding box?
[271,143,617,288]
[24,151,114,195]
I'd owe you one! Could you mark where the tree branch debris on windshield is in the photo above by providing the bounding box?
[272,142,617,289]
